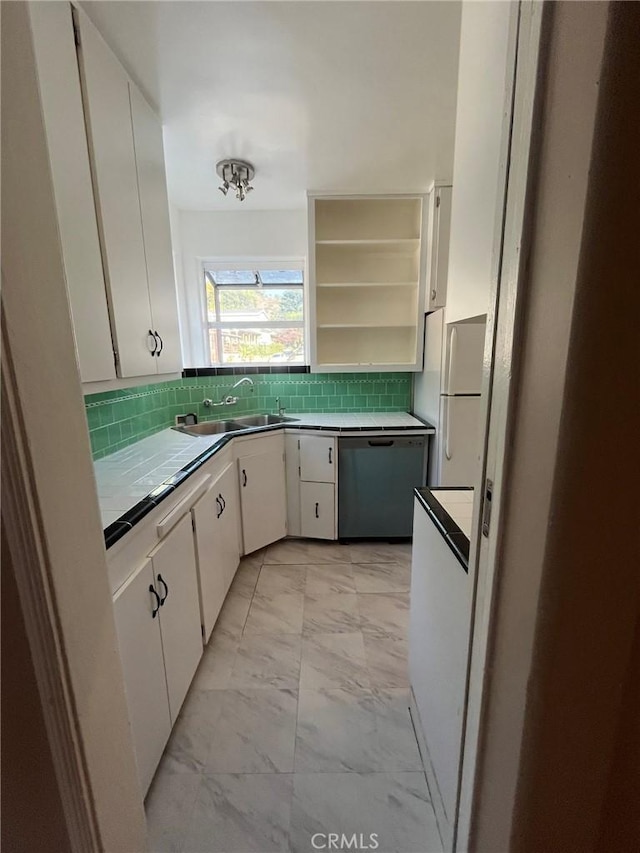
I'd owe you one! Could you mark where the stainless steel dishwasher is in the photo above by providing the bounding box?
[338,436,426,539]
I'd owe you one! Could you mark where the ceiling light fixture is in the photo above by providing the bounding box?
[216,159,255,202]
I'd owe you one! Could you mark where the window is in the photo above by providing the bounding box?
[203,263,305,366]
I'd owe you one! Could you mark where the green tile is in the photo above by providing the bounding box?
[91,426,109,453]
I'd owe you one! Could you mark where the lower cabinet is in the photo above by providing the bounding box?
[112,512,202,793]
[238,447,287,554]
[285,434,338,541]
[192,462,241,643]
[300,481,336,540]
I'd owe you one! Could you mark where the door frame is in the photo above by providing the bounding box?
[455,1,614,849]
[1,3,148,849]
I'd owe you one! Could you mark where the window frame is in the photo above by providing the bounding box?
[200,258,308,368]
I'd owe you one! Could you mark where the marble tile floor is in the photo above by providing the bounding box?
[145,539,443,853]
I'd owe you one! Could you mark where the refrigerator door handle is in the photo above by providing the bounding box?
[444,397,452,460]
[446,326,457,394]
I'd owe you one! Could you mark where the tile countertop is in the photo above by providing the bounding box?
[414,487,475,570]
[95,412,433,545]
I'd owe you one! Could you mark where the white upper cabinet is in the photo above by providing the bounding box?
[28,2,115,383]
[445,2,513,323]
[308,194,427,372]
[425,184,453,311]
[129,85,182,373]
[76,9,181,378]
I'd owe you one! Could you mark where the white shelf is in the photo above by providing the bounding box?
[309,194,426,372]
[316,281,417,289]
[317,323,415,329]
[315,238,419,247]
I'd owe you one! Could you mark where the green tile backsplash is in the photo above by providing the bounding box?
[84,372,413,460]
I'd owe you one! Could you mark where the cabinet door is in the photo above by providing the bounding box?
[29,2,115,383]
[192,463,240,643]
[300,482,336,540]
[217,462,241,590]
[112,559,171,794]
[284,434,301,537]
[129,85,182,374]
[151,514,202,723]
[299,435,336,483]
[427,186,452,311]
[77,11,156,378]
[238,450,287,554]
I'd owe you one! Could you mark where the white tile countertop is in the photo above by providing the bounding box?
[430,488,475,538]
[94,412,433,535]
[413,486,475,570]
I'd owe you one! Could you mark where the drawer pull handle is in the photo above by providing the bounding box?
[328,446,332,464]
[155,330,164,356]
[149,585,161,618]
[147,329,157,356]
[157,574,169,605]
[219,493,226,513]
[216,496,223,518]
[242,469,247,487]
[315,502,319,519]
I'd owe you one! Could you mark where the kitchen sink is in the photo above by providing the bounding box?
[172,420,243,437]
[231,414,299,427]
[172,413,299,437]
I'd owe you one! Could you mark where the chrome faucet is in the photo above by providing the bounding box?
[275,396,286,417]
[203,376,254,407]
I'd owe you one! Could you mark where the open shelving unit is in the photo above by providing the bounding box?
[308,195,427,372]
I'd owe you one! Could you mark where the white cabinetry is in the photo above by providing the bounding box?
[148,515,202,723]
[409,499,472,837]
[237,438,287,554]
[28,2,115,383]
[309,195,426,371]
[77,9,181,378]
[112,558,171,795]
[112,513,201,793]
[425,184,453,311]
[300,481,335,540]
[285,435,337,540]
[192,462,241,642]
[299,434,336,483]
[128,85,182,372]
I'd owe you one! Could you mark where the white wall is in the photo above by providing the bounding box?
[177,209,307,365]
[445,1,513,324]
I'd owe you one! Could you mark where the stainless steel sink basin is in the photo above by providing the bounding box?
[231,414,300,427]
[172,413,299,437]
[172,420,243,437]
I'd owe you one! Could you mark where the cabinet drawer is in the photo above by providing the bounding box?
[300,482,336,540]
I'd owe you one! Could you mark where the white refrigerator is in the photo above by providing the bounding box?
[413,309,485,486]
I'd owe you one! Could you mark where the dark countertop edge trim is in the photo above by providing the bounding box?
[103,419,433,548]
[414,487,470,572]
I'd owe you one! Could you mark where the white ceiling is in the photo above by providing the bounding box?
[81,1,462,211]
